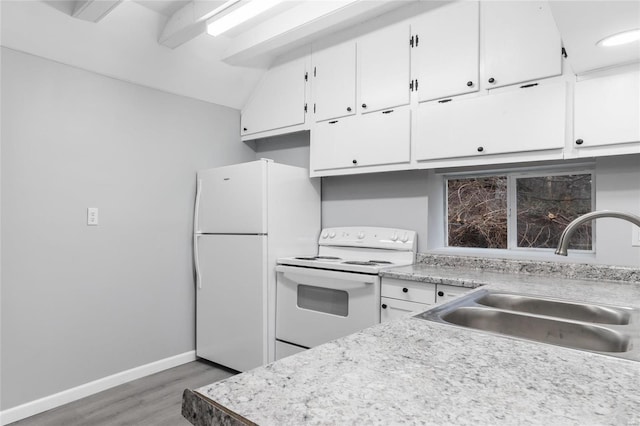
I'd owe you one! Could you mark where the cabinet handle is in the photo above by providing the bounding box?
[488,77,495,84]
[329,120,338,124]
[381,304,388,309]
[382,110,394,114]
[438,291,444,297]
[347,107,352,112]
[402,287,408,293]
[438,99,452,104]
[575,139,584,145]
[243,127,248,132]
[477,146,484,152]
[361,103,367,109]
[466,81,473,87]
[352,159,358,165]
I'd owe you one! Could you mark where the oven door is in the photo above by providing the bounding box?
[275,265,380,349]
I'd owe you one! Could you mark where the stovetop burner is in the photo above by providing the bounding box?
[295,256,342,261]
[342,260,391,266]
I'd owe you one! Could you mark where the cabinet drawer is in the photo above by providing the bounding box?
[381,279,435,304]
[436,284,473,305]
[381,297,430,323]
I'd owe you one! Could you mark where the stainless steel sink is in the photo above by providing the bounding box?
[417,289,640,361]
[475,293,631,325]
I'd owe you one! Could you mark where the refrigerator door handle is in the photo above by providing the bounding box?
[194,234,202,289]
[194,178,202,233]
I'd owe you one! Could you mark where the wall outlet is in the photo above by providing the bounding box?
[87,207,99,226]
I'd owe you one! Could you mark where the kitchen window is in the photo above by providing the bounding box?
[446,170,594,252]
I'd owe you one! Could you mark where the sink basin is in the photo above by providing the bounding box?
[475,293,631,325]
[417,289,640,361]
[443,307,631,353]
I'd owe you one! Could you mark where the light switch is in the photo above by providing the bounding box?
[87,207,99,226]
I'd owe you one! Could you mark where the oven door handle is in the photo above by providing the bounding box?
[276,266,376,290]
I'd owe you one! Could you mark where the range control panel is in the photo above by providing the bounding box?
[318,227,417,251]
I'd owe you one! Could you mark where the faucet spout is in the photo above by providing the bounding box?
[555,210,640,256]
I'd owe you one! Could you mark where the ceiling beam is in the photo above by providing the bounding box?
[159,1,231,49]
[73,0,122,22]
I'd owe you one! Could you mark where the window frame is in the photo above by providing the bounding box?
[443,165,596,254]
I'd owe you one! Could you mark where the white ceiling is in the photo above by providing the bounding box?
[133,1,192,17]
[2,1,639,110]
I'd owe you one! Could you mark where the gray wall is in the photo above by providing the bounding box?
[255,134,640,267]
[0,48,255,410]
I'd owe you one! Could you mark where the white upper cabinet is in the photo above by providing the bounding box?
[311,106,411,174]
[573,69,640,154]
[312,41,357,123]
[358,23,411,114]
[311,116,358,171]
[241,55,307,137]
[482,1,562,90]
[415,82,566,161]
[413,1,480,102]
[354,106,411,167]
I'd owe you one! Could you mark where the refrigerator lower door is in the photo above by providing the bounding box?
[196,234,267,371]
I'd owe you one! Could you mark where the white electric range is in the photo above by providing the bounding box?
[275,226,417,360]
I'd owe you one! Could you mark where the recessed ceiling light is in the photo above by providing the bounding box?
[597,29,640,47]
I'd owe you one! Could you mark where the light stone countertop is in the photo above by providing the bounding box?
[184,265,640,426]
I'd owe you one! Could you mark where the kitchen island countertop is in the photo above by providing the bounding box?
[183,264,640,426]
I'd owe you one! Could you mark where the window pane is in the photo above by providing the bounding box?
[516,174,592,250]
[447,177,508,248]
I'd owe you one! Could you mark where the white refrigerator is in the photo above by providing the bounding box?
[194,159,320,371]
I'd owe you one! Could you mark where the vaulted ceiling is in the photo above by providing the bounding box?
[1,1,639,110]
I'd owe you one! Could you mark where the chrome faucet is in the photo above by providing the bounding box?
[555,210,640,256]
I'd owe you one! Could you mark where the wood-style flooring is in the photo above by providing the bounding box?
[10,360,236,426]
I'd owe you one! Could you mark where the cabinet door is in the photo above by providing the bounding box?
[312,42,356,122]
[241,56,306,136]
[414,1,479,102]
[381,297,430,323]
[482,1,561,89]
[358,23,411,114]
[435,285,471,305]
[574,70,640,149]
[355,107,411,167]
[311,116,358,171]
[415,83,566,161]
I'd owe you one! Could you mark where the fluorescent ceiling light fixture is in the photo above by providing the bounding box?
[207,0,285,37]
[201,0,242,22]
[597,29,640,47]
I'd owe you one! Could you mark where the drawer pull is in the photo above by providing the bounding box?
[402,288,408,293]
[437,291,444,297]
[381,304,388,309]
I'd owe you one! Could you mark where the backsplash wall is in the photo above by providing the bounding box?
[254,134,640,268]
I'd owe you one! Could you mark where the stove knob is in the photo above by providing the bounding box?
[321,232,329,239]
[401,232,409,243]
[329,232,336,238]
[357,232,365,239]
[390,232,398,241]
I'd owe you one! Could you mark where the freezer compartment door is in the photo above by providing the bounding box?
[195,161,267,234]
[196,234,266,371]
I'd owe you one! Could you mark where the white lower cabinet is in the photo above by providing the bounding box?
[414,82,566,163]
[436,284,472,305]
[380,278,435,322]
[311,106,411,174]
[381,278,475,322]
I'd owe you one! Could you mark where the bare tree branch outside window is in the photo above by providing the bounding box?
[447,174,593,250]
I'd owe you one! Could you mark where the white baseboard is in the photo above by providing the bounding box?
[0,350,196,425]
